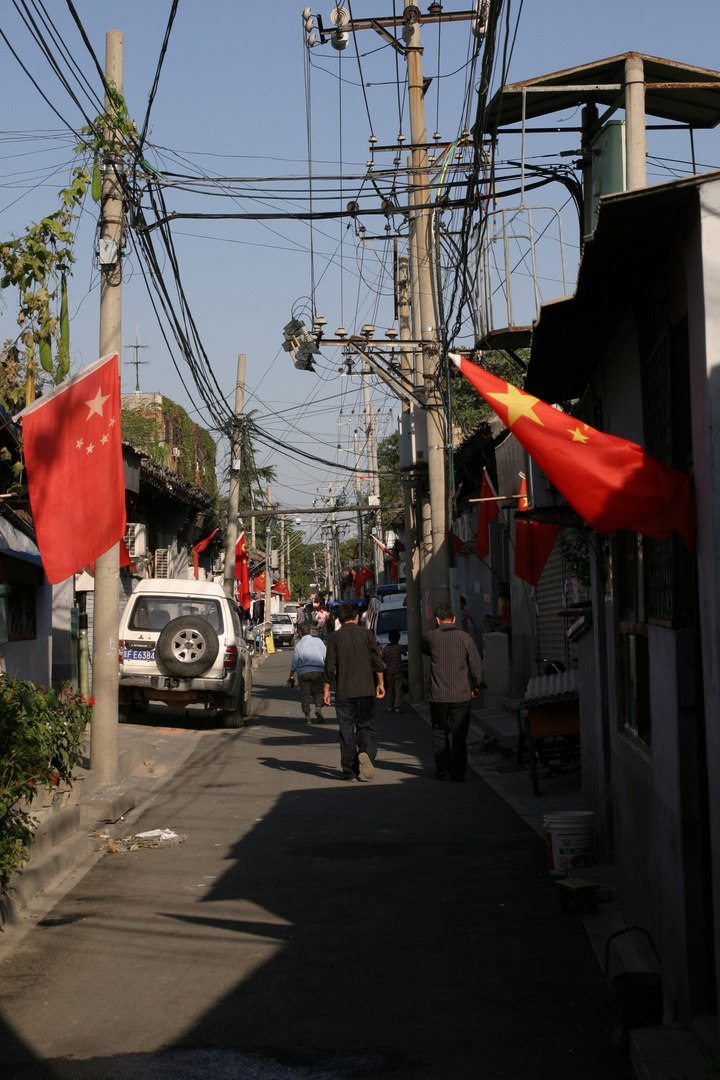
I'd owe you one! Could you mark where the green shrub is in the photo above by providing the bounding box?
[0,676,92,886]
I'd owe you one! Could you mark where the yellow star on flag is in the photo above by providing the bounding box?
[568,426,590,443]
[85,387,110,420]
[486,383,543,428]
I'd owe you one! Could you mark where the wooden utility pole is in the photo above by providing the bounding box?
[223,353,246,598]
[91,29,124,785]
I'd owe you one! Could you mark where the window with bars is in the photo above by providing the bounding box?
[7,583,36,640]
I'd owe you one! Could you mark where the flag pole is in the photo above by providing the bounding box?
[91,30,124,785]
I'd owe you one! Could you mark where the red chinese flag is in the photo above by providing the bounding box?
[514,478,561,587]
[273,580,290,601]
[193,527,218,579]
[354,565,374,596]
[19,354,126,584]
[450,353,695,550]
[476,468,500,560]
[253,572,266,593]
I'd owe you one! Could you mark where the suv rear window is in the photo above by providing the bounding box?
[376,609,407,635]
[129,596,224,632]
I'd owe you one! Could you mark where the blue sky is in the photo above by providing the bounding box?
[1,1,719,539]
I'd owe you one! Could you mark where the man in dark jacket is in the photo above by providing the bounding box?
[323,603,385,781]
[422,603,483,781]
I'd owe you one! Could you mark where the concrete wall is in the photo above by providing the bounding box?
[51,578,76,686]
[3,578,51,685]
[688,179,720,1021]
[580,188,719,1023]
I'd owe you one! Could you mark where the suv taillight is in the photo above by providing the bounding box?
[224,645,238,670]
[118,640,124,664]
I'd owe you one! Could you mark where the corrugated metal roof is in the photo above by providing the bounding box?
[486,53,720,129]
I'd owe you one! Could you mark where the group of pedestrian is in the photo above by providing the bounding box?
[286,596,484,785]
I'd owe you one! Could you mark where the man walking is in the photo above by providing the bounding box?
[287,621,327,724]
[422,603,483,781]
[323,602,385,781]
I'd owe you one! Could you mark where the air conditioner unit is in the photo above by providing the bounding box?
[154,549,170,578]
[124,522,147,558]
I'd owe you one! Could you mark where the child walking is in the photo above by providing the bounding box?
[382,629,407,713]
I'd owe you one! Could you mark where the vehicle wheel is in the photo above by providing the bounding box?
[118,691,132,724]
[157,616,219,678]
[222,700,244,728]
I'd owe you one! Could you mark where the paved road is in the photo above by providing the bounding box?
[0,653,633,1079]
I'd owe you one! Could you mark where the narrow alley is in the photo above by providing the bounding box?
[0,654,632,1080]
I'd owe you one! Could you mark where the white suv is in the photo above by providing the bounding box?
[118,578,253,727]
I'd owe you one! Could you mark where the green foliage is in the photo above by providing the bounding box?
[0,676,92,886]
[377,430,402,529]
[0,85,136,414]
[120,399,219,499]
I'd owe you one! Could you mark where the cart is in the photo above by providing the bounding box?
[516,671,581,796]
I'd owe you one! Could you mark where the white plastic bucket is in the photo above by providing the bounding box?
[544,811,597,876]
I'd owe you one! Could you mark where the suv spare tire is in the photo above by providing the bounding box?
[157,616,219,677]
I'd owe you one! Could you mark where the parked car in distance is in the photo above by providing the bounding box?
[284,601,303,625]
[118,578,252,728]
[366,592,408,662]
[271,612,296,647]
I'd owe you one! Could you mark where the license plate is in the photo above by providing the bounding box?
[122,648,155,662]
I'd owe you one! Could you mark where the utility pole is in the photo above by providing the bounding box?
[405,2,450,620]
[399,251,424,702]
[223,353,246,598]
[91,29,124,785]
[362,363,383,585]
[264,483,273,620]
[625,54,647,189]
[280,514,285,580]
[286,531,291,598]
[354,427,364,570]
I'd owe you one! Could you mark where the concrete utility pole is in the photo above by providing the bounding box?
[405,2,450,620]
[280,514,285,580]
[354,428,364,570]
[625,54,647,189]
[223,353,246,598]
[399,252,424,703]
[91,29,124,785]
[264,483,272,619]
[362,363,383,584]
